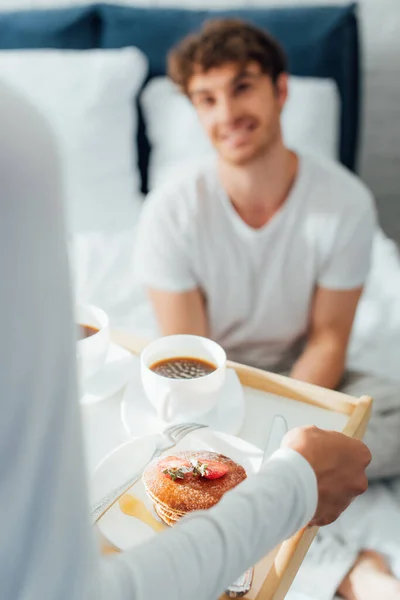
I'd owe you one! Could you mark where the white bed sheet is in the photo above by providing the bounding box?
[348,228,400,382]
[70,198,159,340]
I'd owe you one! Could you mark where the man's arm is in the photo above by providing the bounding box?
[290,286,363,390]
[148,287,208,337]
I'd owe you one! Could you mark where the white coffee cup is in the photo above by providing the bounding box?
[141,335,226,423]
[76,303,110,382]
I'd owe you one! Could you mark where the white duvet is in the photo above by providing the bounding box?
[71,219,400,384]
[70,203,159,341]
[348,228,400,382]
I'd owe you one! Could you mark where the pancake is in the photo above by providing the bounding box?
[142,450,247,526]
[154,503,180,526]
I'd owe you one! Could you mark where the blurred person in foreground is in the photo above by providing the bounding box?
[134,19,400,600]
[0,81,372,600]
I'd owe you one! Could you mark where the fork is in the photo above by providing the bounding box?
[91,421,207,524]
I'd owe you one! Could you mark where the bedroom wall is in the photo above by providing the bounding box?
[1,0,399,243]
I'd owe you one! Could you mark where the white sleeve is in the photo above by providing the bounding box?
[0,84,318,600]
[318,190,377,290]
[134,191,198,292]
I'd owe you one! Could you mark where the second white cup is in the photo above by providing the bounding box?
[141,334,226,423]
[76,303,110,382]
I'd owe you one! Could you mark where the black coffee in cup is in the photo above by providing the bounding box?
[78,324,99,340]
[150,357,217,379]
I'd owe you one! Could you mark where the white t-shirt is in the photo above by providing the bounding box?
[1,83,318,600]
[135,155,377,369]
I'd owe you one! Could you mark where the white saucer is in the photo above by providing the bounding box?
[92,428,263,550]
[121,358,245,437]
[80,342,136,406]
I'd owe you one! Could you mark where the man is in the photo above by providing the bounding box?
[134,19,400,600]
[0,81,372,600]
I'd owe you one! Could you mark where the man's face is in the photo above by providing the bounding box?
[188,62,287,166]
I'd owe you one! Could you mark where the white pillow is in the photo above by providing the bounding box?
[141,75,340,190]
[0,47,147,232]
[283,77,340,161]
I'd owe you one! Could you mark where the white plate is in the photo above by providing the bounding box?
[80,343,136,406]
[92,428,263,550]
[121,358,245,437]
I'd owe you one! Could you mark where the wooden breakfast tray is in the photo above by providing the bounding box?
[109,330,373,600]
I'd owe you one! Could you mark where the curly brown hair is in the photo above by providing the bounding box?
[167,18,287,95]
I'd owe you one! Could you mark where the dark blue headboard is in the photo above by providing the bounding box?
[0,3,360,192]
